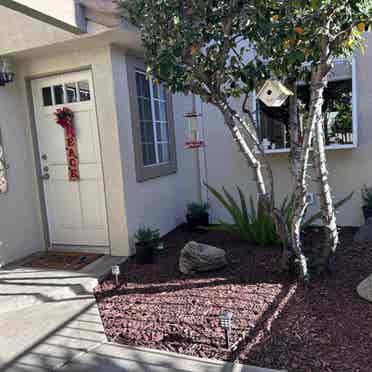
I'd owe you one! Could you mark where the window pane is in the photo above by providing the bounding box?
[53,85,64,105]
[136,73,150,98]
[140,121,155,143]
[42,87,53,106]
[158,143,170,163]
[78,80,91,102]
[156,122,169,142]
[65,82,78,103]
[138,98,152,121]
[142,143,156,165]
[324,79,352,145]
[155,101,167,122]
[258,78,353,149]
[153,83,166,100]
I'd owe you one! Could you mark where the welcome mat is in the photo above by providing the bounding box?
[22,251,103,271]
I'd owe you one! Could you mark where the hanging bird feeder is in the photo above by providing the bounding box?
[0,58,15,86]
[257,80,293,107]
[184,111,204,149]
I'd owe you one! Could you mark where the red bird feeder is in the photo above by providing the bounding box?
[184,111,204,149]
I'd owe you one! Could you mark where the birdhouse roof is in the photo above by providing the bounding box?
[257,80,294,97]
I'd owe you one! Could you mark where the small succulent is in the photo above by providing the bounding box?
[187,202,210,219]
[362,185,372,208]
[134,226,160,244]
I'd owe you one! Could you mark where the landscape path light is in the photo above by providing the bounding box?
[111,265,120,287]
[220,310,233,349]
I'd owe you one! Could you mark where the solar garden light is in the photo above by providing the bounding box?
[111,265,120,287]
[220,310,233,349]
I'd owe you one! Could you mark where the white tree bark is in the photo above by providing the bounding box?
[313,112,339,271]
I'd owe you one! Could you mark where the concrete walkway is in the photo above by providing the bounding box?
[0,255,123,371]
[60,343,285,372]
[0,256,285,372]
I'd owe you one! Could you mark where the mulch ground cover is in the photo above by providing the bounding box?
[95,226,372,372]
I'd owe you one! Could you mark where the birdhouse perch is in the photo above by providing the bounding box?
[257,80,293,107]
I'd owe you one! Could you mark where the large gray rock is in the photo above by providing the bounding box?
[179,241,227,274]
[357,274,372,302]
[354,218,372,242]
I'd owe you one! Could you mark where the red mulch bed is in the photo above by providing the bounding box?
[94,226,372,372]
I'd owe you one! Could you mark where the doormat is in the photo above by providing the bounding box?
[22,251,103,271]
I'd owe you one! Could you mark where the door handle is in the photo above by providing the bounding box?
[41,173,50,180]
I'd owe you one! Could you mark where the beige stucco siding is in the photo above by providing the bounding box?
[202,33,372,227]
[110,48,199,248]
[0,5,79,55]
[0,78,44,266]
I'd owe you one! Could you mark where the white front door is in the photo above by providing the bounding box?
[31,71,109,246]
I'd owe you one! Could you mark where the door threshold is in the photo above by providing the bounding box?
[49,244,110,255]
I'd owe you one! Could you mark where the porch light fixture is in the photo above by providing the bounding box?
[0,59,15,86]
[220,310,233,349]
[111,265,120,287]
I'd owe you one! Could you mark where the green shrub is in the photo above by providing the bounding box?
[204,184,278,246]
[205,184,354,247]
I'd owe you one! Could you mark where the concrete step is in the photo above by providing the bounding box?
[0,268,98,315]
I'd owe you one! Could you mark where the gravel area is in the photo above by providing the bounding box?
[95,226,372,372]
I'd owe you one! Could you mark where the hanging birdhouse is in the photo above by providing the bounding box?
[184,111,204,149]
[257,80,293,107]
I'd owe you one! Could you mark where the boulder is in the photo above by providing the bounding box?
[357,274,372,303]
[354,218,372,242]
[179,241,227,275]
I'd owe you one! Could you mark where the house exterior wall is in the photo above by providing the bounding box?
[0,5,79,55]
[109,47,199,248]
[201,32,372,227]
[0,78,44,266]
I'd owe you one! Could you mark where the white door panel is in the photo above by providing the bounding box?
[31,70,109,247]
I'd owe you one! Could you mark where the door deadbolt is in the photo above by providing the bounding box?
[41,154,48,160]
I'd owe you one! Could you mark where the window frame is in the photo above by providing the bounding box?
[126,56,177,182]
[254,57,358,154]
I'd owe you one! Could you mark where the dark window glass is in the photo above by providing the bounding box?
[78,80,91,102]
[258,79,353,149]
[53,85,64,105]
[42,87,53,106]
[65,82,77,103]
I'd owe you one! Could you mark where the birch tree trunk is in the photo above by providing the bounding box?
[287,78,301,178]
[313,113,339,272]
[291,34,333,281]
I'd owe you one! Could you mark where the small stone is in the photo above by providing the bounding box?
[179,241,227,275]
[357,274,372,302]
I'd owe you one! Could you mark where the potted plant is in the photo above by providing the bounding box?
[186,202,210,231]
[134,226,161,264]
[362,185,372,222]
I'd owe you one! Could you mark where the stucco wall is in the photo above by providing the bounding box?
[0,5,78,55]
[110,48,199,248]
[0,79,44,266]
[202,33,372,227]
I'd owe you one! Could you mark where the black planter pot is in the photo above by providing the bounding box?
[186,213,209,231]
[135,240,158,265]
[362,206,372,222]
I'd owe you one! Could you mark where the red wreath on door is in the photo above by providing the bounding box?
[54,107,80,181]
